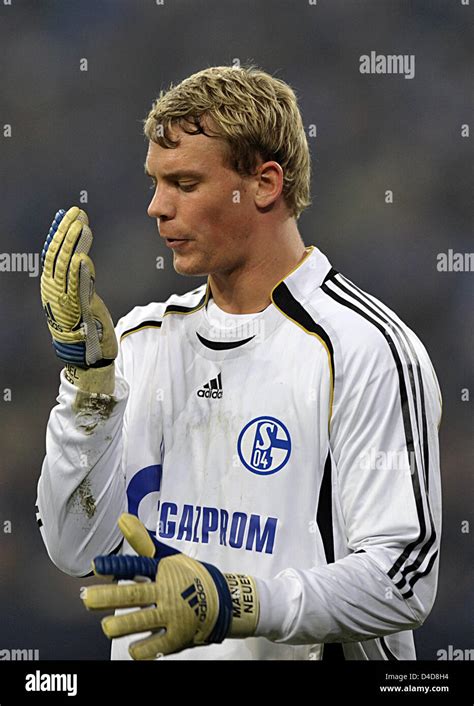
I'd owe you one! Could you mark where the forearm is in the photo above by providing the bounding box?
[254,550,434,645]
[37,365,129,576]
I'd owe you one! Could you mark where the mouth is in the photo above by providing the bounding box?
[163,237,192,249]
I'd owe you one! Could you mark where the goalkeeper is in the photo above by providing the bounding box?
[37,65,442,661]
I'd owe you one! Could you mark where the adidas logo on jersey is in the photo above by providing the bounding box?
[197,372,223,399]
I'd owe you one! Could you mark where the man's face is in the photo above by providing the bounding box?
[145,125,257,277]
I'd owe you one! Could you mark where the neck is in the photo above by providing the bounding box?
[208,222,308,314]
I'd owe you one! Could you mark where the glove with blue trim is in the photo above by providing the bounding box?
[81,513,260,660]
[41,207,117,390]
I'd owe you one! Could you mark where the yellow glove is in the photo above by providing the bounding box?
[81,514,260,660]
[40,206,117,370]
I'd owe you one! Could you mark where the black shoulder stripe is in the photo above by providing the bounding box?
[121,292,207,341]
[120,320,162,340]
[333,276,425,483]
[164,292,207,316]
[321,277,437,596]
[272,281,335,379]
[340,274,430,495]
[323,267,339,284]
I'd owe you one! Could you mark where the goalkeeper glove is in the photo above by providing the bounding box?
[81,513,260,660]
[40,206,117,374]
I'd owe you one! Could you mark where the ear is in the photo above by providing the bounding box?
[254,161,284,210]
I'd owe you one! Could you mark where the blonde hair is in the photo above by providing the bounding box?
[143,65,311,219]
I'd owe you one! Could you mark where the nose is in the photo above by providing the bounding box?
[147,185,176,221]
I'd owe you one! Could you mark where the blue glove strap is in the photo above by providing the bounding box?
[202,562,233,644]
[53,340,87,366]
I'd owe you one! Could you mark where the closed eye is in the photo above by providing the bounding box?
[148,180,197,192]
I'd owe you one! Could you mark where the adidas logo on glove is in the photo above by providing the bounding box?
[181,580,208,623]
[197,372,223,399]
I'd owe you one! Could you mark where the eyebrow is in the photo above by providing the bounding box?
[144,164,203,180]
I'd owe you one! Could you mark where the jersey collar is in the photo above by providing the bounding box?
[271,245,332,306]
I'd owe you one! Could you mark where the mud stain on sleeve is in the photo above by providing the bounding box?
[72,391,117,435]
[67,476,96,519]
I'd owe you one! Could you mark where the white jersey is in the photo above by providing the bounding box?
[37,245,442,660]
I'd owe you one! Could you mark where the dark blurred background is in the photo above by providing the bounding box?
[0,0,472,660]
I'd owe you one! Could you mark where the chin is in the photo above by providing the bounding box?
[173,257,209,277]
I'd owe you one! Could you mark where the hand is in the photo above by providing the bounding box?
[81,514,260,660]
[40,206,117,368]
